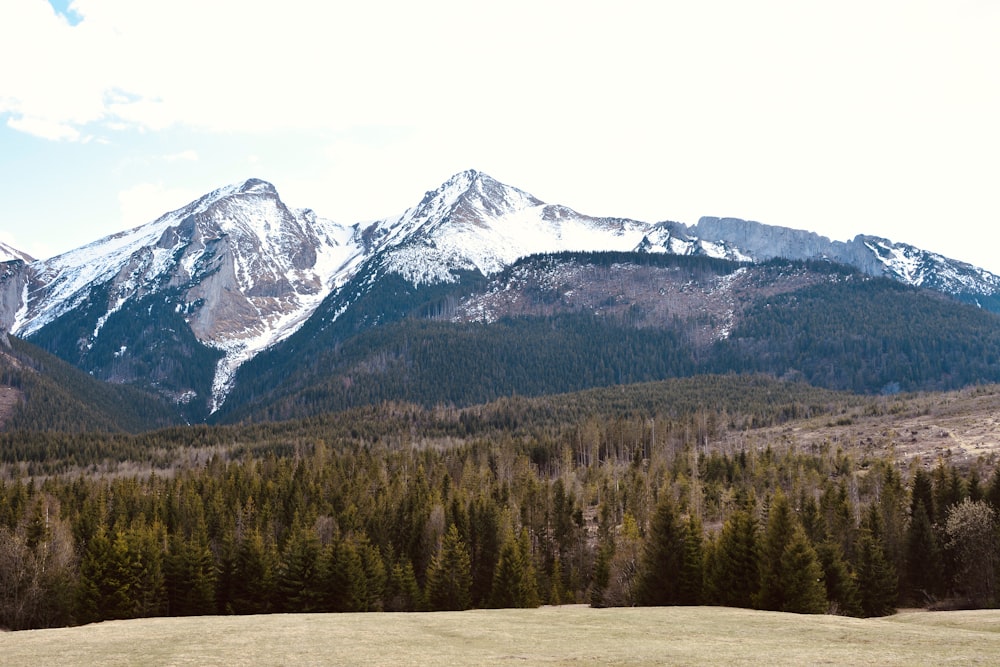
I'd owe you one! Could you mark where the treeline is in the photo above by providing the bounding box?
[2,404,999,630]
[1,375,862,473]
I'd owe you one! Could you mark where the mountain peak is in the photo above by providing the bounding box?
[237,178,278,195]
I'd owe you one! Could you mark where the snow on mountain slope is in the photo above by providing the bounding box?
[11,168,1000,418]
[13,179,365,411]
[0,242,33,264]
[367,170,652,284]
[858,236,1000,296]
[689,216,1000,300]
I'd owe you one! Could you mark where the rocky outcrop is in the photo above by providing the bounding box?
[692,217,882,272]
[0,260,29,336]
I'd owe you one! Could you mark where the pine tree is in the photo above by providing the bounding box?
[911,467,936,523]
[468,498,501,608]
[590,541,613,608]
[816,540,861,616]
[855,508,897,617]
[275,523,322,612]
[903,503,943,605]
[356,536,387,611]
[164,529,218,616]
[76,527,116,624]
[757,491,795,611]
[385,558,424,611]
[985,463,1000,512]
[517,527,541,608]
[425,524,472,611]
[230,528,277,614]
[637,493,684,606]
[678,514,705,606]
[704,509,759,609]
[778,526,827,614]
[321,537,367,612]
[549,555,566,605]
[492,527,540,608]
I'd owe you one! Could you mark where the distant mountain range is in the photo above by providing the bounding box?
[3,169,1000,427]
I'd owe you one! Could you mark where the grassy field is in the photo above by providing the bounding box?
[2,605,999,666]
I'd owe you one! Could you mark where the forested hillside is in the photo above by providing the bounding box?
[217,254,1000,423]
[2,377,999,630]
[24,286,222,423]
[0,336,180,432]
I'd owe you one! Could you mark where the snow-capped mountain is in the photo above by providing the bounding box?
[6,168,1000,420]
[8,179,362,415]
[351,170,1000,306]
[356,170,654,285]
[689,217,1000,304]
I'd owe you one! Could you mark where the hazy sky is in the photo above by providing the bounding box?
[2,1,999,272]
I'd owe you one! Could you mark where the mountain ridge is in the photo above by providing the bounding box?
[4,169,1000,420]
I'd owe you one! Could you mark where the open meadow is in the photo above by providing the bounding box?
[2,605,999,666]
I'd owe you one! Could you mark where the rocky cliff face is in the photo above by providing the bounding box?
[0,260,29,340]
[11,179,360,414]
[690,216,1000,299]
[692,216,886,272]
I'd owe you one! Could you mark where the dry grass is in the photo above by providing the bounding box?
[2,606,999,666]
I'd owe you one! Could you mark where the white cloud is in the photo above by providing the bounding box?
[4,0,998,160]
[1,0,998,272]
[6,115,80,141]
[164,150,198,162]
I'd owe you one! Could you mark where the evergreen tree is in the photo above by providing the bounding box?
[549,555,567,605]
[637,493,684,606]
[589,541,613,608]
[321,537,367,612]
[986,463,1000,513]
[164,530,217,616]
[911,467,936,523]
[75,527,117,623]
[757,491,795,611]
[425,524,472,611]
[468,497,501,607]
[778,526,827,614]
[491,528,540,608]
[903,503,943,605]
[356,536,387,611]
[385,558,424,611]
[76,524,167,622]
[275,523,323,612]
[678,514,704,605]
[816,540,861,617]
[229,528,276,614]
[855,509,897,617]
[704,509,759,609]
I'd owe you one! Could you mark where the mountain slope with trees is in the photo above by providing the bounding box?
[215,253,1000,423]
[0,335,180,433]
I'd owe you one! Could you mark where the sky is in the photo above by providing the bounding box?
[1,1,999,272]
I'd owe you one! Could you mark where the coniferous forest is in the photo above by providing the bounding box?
[2,376,999,631]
